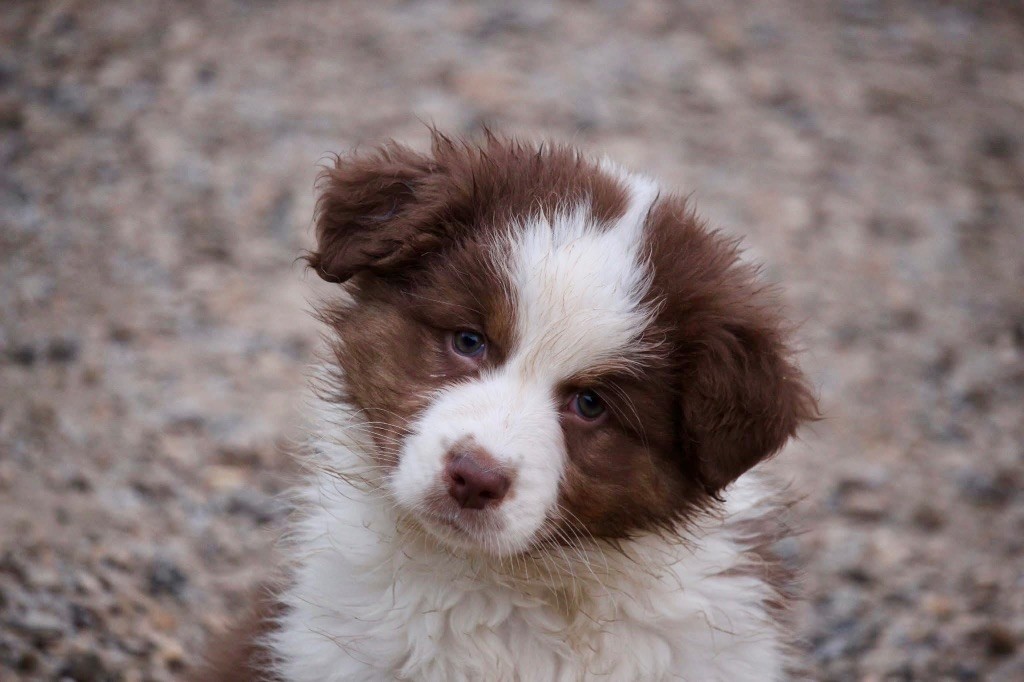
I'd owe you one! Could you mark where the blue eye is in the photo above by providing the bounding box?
[572,389,606,420]
[452,330,486,357]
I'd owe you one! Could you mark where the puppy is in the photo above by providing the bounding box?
[199,132,816,681]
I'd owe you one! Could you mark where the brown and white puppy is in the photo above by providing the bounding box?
[199,132,816,682]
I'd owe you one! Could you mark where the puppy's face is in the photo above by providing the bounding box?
[311,134,815,556]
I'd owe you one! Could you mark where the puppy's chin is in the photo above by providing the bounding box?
[400,499,540,558]
[389,476,541,557]
[420,517,518,557]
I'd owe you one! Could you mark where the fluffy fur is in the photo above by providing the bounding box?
[198,131,816,682]
[272,418,796,681]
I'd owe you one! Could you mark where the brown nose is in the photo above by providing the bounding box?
[445,452,510,510]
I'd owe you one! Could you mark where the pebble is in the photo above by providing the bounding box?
[6,344,36,366]
[58,649,110,682]
[957,469,1018,508]
[839,0,882,24]
[204,465,248,492]
[8,610,65,646]
[224,488,286,525]
[28,567,62,591]
[910,503,946,531]
[979,129,1019,160]
[69,602,100,630]
[975,622,1018,658]
[921,593,955,621]
[990,654,1024,681]
[707,14,745,61]
[145,558,188,600]
[835,486,888,521]
[46,337,80,364]
[150,632,186,672]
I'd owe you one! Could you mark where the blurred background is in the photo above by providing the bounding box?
[1,1,1022,680]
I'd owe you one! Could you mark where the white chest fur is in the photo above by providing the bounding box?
[270,441,790,682]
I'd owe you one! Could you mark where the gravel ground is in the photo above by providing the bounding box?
[2,1,1023,680]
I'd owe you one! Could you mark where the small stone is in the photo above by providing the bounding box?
[0,96,24,129]
[108,324,135,344]
[747,66,785,104]
[990,654,1024,681]
[9,610,65,646]
[976,622,1018,658]
[953,662,982,681]
[0,551,27,580]
[149,605,178,632]
[979,129,1018,160]
[70,602,99,630]
[819,531,874,583]
[911,503,946,531]
[829,475,889,522]
[840,0,882,24]
[812,613,880,662]
[65,471,93,492]
[452,68,520,112]
[196,62,217,84]
[28,566,62,590]
[17,273,56,306]
[81,365,102,386]
[73,570,103,595]
[707,15,744,61]
[7,344,36,366]
[957,469,1017,508]
[264,190,294,243]
[865,85,913,116]
[205,464,248,491]
[151,632,186,671]
[224,488,285,525]
[46,337,80,363]
[15,649,39,673]
[58,649,108,681]
[823,586,867,620]
[922,593,955,620]
[146,558,188,600]
[838,487,888,521]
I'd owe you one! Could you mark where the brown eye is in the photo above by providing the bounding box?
[451,330,486,357]
[571,389,606,420]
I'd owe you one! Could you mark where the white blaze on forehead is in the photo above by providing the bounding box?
[501,166,661,379]
[389,164,664,557]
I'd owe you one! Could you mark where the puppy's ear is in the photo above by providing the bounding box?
[680,302,817,494]
[307,143,450,283]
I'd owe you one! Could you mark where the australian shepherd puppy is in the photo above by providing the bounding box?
[199,132,817,682]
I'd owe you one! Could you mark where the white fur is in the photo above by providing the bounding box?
[272,408,788,681]
[502,168,660,380]
[271,171,791,680]
[391,173,661,555]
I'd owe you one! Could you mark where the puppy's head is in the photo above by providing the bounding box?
[310,132,816,556]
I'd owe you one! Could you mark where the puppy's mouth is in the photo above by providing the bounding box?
[415,494,510,551]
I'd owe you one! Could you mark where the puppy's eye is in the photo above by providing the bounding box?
[451,330,486,357]
[571,389,606,421]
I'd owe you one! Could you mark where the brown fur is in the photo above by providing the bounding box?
[309,131,817,542]
[643,196,819,494]
[204,132,817,679]
[307,130,629,284]
[194,587,283,682]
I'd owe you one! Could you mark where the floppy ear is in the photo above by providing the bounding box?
[307,143,451,283]
[680,310,817,494]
